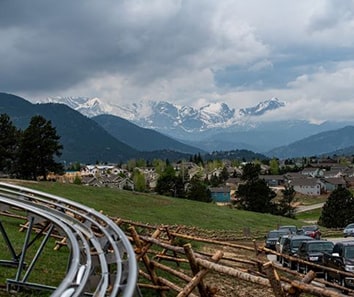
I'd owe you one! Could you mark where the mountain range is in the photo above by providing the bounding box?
[40,95,354,155]
[2,92,354,162]
[0,92,205,163]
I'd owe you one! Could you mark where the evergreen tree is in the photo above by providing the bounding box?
[16,115,63,180]
[155,164,185,197]
[277,185,296,218]
[210,174,220,187]
[0,114,19,175]
[241,163,261,183]
[237,163,276,213]
[220,166,229,183]
[186,175,212,202]
[319,186,354,228]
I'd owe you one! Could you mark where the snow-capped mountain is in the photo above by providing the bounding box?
[42,96,112,117]
[34,96,353,154]
[239,98,286,116]
[40,97,285,134]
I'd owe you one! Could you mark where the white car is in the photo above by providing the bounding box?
[343,223,354,237]
[275,234,289,263]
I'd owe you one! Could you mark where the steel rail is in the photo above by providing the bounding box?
[0,182,138,297]
[0,195,84,296]
[0,186,108,296]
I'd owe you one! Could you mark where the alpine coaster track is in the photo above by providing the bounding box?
[0,182,139,297]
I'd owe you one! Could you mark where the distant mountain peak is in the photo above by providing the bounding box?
[239,97,285,116]
[37,96,286,133]
[41,96,112,117]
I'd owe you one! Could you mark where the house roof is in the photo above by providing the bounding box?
[259,175,285,181]
[290,178,321,187]
[322,177,346,185]
[209,187,230,193]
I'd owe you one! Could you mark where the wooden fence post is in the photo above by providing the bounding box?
[263,261,285,297]
[287,270,316,297]
[129,226,165,297]
[183,243,209,297]
[177,250,224,297]
[253,239,263,274]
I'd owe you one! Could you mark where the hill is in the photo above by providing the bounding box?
[266,125,354,158]
[93,114,204,154]
[18,181,304,232]
[0,92,137,163]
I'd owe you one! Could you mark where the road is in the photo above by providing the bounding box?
[295,203,324,213]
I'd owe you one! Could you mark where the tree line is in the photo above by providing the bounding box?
[0,113,64,180]
[154,161,295,217]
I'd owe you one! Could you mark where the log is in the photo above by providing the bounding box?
[283,280,346,297]
[263,262,285,297]
[253,239,263,274]
[137,283,170,291]
[139,235,187,255]
[157,276,198,297]
[177,250,224,297]
[157,226,181,266]
[129,227,164,297]
[196,257,271,287]
[169,232,254,251]
[197,250,257,266]
[151,260,192,282]
[136,228,162,261]
[152,253,189,263]
[183,243,209,297]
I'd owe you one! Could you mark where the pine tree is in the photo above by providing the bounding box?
[237,163,276,213]
[277,185,296,218]
[186,175,212,202]
[319,186,354,228]
[0,114,19,175]
[155,164,185,197]
[16,115,63,180]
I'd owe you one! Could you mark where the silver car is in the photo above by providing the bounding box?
[343,223,354,237]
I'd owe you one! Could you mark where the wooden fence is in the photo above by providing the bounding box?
[112,218,351,297]
[2,211,352,297]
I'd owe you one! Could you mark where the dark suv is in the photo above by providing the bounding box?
[281,235,313,269]
[265,229,290,251]
[296,240,334,274]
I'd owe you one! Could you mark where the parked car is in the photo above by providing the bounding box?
[300,225,321,239]
[276,234,290,263]
[343,223,354,238]
[296,240,334,275]
[281,235,313,269]
[278,225,298,234]
[323,241,354,289]
[265,229,290,251]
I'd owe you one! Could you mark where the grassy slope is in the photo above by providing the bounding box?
[16,181,307,234]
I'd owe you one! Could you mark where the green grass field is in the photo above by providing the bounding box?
[16,181,311,234]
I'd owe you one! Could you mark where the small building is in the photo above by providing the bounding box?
[209,187,231,204]
[259,175,285,187]
[322,177,346,192]
[289,178,323,196]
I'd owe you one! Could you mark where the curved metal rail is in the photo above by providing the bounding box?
[0,182,139,297]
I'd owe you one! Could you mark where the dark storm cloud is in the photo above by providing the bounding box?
[0,0,215,94]
[0,1,131,91]
[1,0,354,123]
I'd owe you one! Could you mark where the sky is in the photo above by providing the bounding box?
[1,0,354,122]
